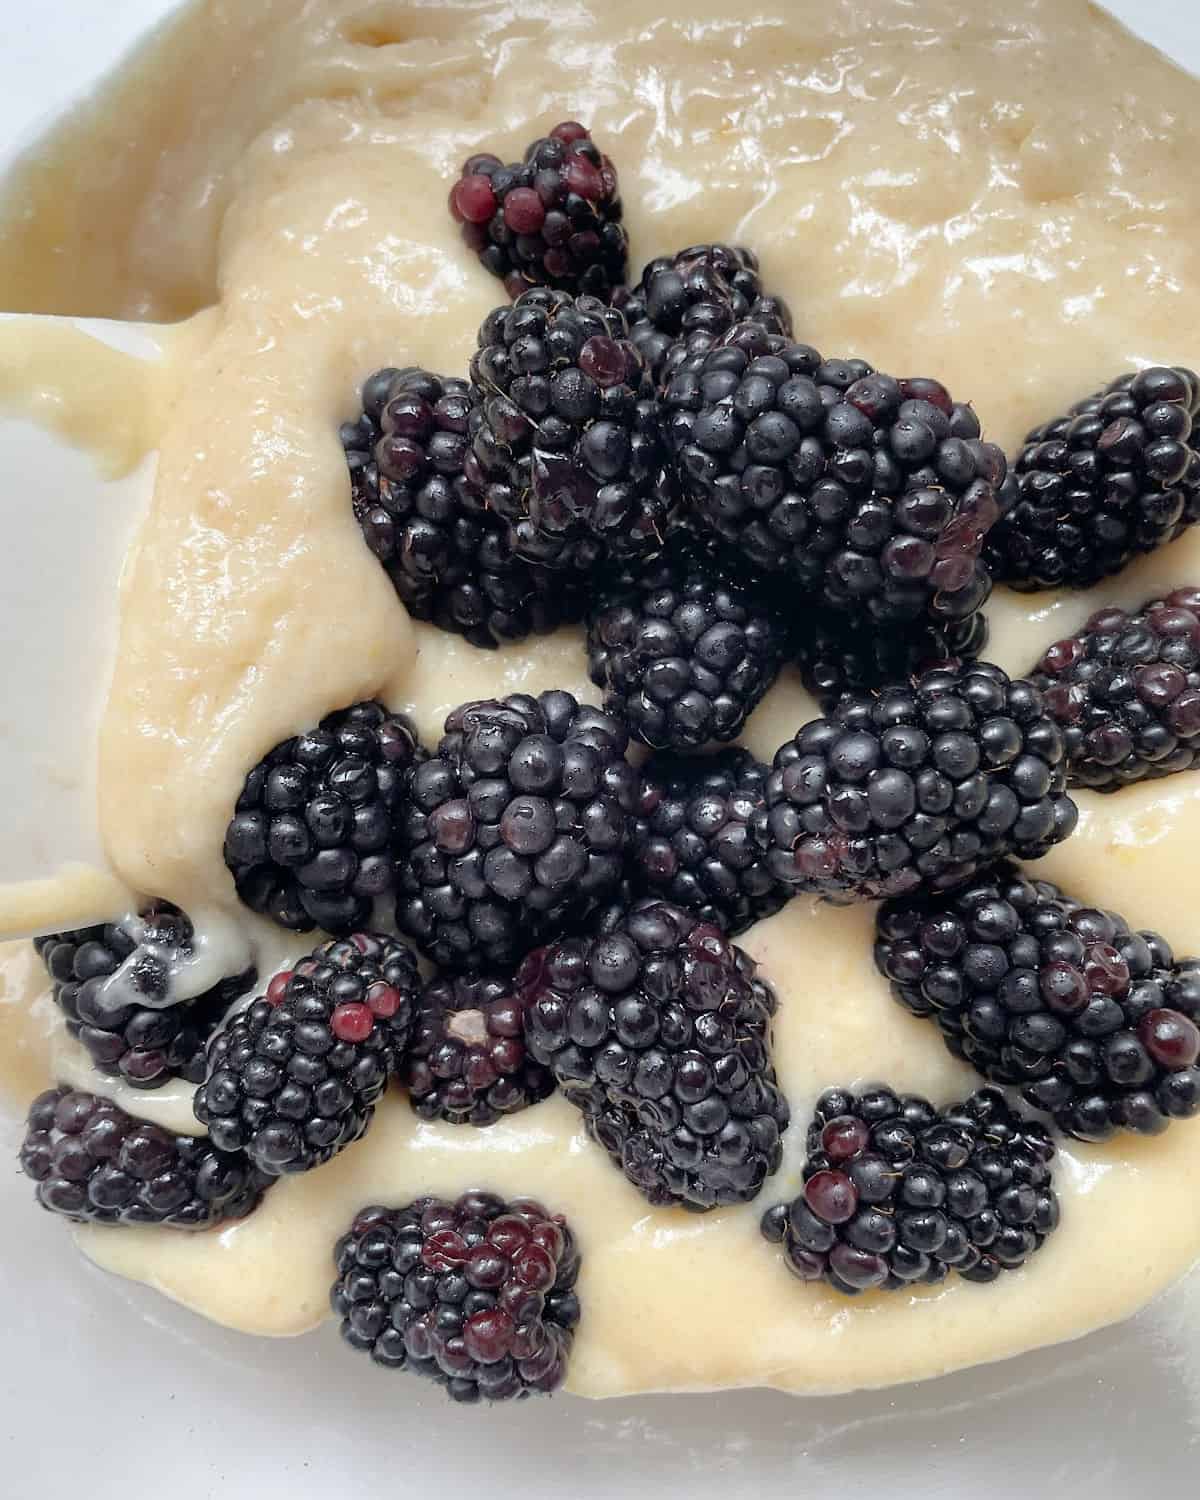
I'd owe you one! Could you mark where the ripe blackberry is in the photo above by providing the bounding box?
[343,366,583,649]
[984,366,1200,590]
[760,1085,1058,1294]
[402,973,556,1126]
[19,1086,270,1228]
[875,864,1200,1141]
[332,1192,581,1402]
[628,750,790,935]
[663,328,1003,626]
[449,119,627,300]
[395,691,636,972]
[1031,589,1200,789]
[33,902,255,1089]
[521,899,789,1210]
[793,608,989,713]
[466,288,677,573]
[753,660,1078,902]
[194,933,420,1175]
[224,700,424,936]
[586,537,787,750]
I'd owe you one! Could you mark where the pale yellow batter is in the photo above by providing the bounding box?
[1,0,1200,1398]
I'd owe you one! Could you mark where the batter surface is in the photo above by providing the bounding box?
[2,0,1200,1397]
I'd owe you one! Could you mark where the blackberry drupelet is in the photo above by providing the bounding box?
[403,972,556,1126]
[521,899,789,1210]
[628,750,790,935]
[793,608,989,713]
[449,119,627,299]
[332,1191,581,1401]
[20,1086,270,1228]
[466,287,677,572]
[752,660,1078,902]
[875,863,1200,1141]
[984,366,1200,590]
[34,902,255,1090]
[194,933,420,1175]
[663,328,1004,626]
[343,366,582,649]
[224,700,424,936]
[760,1085,1058,1294]
[395,691,637,972]
[586,536,787,750]
[1031,589,1200,789]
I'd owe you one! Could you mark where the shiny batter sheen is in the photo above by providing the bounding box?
[1,0,1200,1397]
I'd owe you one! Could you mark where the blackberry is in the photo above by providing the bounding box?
[466,288,677,573]
[343,366,583,649]
[449,119,627,300]
[628,750,790,935]
[395,691,636,972]
[332,1192,580,1401]
[224,700,424,936]
[33,902,255,1090]
[19,1086,270,1228]
[586,536,787,750]
[402,972,556,1126]
[753,660,1078,902]
[194,933,420,1175]
[875,864,1200,1141]
[793,608,989,713]
[760,1086,1058,1294]
[984,366,1200,590]
[1031,589,1200,789]
[664,327,1003,626]
[520,899,789,1210]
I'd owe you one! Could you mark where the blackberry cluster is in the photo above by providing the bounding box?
[875,864,1200,1141]
[20,1087,270,1228]
[586,537,787,750]
[466,288,676,572]
[793,609,989,713]
[332,1192,581,1401]
[1031,589,1200,790]
[753,660,1078,902]
[403,972,556,1126]
[984,366,1200,590]
[521,899,789,1210]
[224,700,424,936]
[343,366,581,648]
[663,329,1003,626]
[34,903,254,1089]
[627,750,790,935]
[450,120,627,300]
[760,1086,1059,1294]
[395,691,636,972]
[194,934,420,1175]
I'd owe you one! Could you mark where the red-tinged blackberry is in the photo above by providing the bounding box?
[1030,589,1200,790]
[449,119,627,300]
[19,1086,271,1228]
[33,902,255,1090]
[333,1192,580,1401]
[466,288,678,573]
[752,660,1078,902]
[586,536,787,750]
[793,608,990,713]
[520,899,789,1211]
[663,326,1004,626]
[875,864,1200,1141]
[402,973,556,1126]
[984,366,1200,590]
[760,1085,1058,1294]
[224,700,424,936]
[628,750,790,935]
[395,691,637,972]
[194,933,420,1175]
